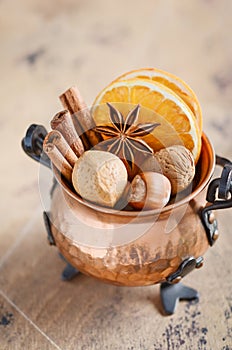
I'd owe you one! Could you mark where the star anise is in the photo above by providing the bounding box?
[94,103,160,173]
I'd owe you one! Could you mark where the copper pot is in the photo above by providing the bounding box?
[22,126,232,288]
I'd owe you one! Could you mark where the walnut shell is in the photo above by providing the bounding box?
[142,145,195,195]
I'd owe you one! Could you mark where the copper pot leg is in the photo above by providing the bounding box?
[160,256,203,315]
[61,263,80,281]
[160,282,199,315]
[59,253,80,281]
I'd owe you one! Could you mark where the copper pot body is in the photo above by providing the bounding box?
[50,133,215,286]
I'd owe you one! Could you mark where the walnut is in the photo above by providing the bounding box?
[141,145,195,195]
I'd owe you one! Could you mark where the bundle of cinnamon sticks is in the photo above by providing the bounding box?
[43,87,102,183]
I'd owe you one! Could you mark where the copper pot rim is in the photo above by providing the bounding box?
[54,132,215,217]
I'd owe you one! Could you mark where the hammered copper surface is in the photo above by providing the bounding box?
[49,134,214,286]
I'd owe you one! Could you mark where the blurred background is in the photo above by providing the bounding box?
[0,0,232,349]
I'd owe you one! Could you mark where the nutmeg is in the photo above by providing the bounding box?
[128,172,171,210]
[72,150,128,208]
[142,145,195,195]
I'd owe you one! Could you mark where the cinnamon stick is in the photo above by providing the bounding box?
[43,136,73,183]
[51,110,84,157]
[45,130,78,167]
[59,86,102,149]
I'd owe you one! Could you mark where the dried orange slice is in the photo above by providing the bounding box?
[116,67,203,133]
[92,78,201,163]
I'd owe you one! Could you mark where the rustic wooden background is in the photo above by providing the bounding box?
[0,0,232,349]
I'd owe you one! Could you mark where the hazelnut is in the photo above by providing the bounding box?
[128,172,171,210]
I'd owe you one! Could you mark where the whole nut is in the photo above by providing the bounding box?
[72,150,128,208]
[128,172,171,210]
[142,145,195,195]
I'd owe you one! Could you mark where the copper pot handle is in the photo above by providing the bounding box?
[200,155,232,246]
[21,124,51,168]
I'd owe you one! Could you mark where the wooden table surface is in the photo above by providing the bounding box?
[0,0,232,349]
